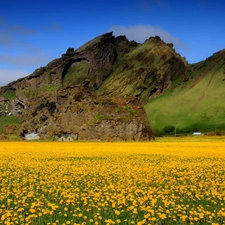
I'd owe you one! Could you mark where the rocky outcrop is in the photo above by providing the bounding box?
[98,35,187,102]
[1,33,131,93]
[3,125,18,135]
[0,96,24,116]
[20,85,154,141]
[0,32,189,141]
[0,32,187,103]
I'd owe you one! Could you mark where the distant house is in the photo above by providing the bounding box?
[58,136,66,141]
[57,136,74,141]
[67,136,73,142]
[193,132,203,136]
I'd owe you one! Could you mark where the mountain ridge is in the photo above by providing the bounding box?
[0,32,224,139]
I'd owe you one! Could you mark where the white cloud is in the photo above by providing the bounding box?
[0,69,30,87]
[110,24,184,48]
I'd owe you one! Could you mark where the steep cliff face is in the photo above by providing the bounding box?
[20,85,153,141]
[0,32,188,140]
[0,33,131,93]
[1,33,186,102]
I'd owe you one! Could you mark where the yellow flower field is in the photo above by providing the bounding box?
[0,142,225,225]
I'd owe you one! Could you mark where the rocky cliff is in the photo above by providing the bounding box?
[20,85,153,141]
[0,32,188,140]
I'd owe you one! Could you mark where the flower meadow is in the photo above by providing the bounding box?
[0,142,225,225]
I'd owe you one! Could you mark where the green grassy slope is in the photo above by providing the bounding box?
[0,116,21,133]
[98,37,186,100]
[145,50,225,136]
[63,61,90,88]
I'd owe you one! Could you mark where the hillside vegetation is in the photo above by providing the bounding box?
[98,36,186,102]
[145,49,225,136]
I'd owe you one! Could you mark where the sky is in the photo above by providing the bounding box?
[0,0,225,87]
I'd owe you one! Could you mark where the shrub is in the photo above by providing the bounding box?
[163,125,175,133]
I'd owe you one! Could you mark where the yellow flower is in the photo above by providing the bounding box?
[115,210,120,215]
[159,213,167,219]
[1,142,225,225]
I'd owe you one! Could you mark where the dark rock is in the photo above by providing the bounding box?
[19,85,154,141]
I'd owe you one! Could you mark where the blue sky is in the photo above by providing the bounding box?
[0,0,225,86]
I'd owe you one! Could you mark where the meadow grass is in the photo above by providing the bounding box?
[0,142,225,225]
[145,60,225,135]
[63,62,90,88]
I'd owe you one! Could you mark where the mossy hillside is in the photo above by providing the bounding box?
[63,62,90,88]
[16,83,61,100]
[0,90,16,100]
[145,50,225,135]
[98,36,185,99]
[0,116,22,133]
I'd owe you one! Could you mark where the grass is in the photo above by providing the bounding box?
[145,55,225,136]
[98,41,154,97]
[63,62,90,88]
[87,112,104,126]
[155,136,225,142]
[16,83,61,100]
[0,142,225,225]
[45,84,61,92]
[0,115,22,133]
[0,90,16,100]
[98,35,185,101]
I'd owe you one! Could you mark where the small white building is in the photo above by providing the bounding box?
[193,132,203,136]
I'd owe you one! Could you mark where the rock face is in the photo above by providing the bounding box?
[20,85,154,141]
[0,97,24,116]
[0,32,188,140]
[0,33,123,93]
[3,125,18,135]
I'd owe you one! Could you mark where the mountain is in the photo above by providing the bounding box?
[1,32,223,139]
[0,32,165,141]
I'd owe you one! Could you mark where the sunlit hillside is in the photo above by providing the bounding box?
[145,49,225,136]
